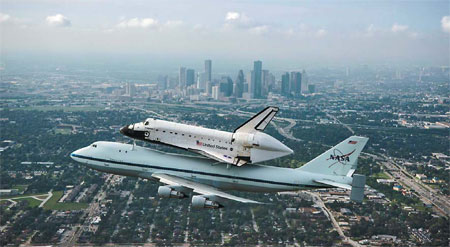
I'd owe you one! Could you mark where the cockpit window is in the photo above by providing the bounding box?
[145,121,149,125]
[92,144,97,148]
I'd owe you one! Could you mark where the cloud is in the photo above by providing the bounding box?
[391,23,408,32]
[225,12,240,21]
[441,16,450,33]
[224,11,252,28]
[117,17,159,29]
[46,14,71,27]
[0,13,11,23]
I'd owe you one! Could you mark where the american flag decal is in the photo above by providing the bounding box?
[196,140,203,146]
[348,140,357,144]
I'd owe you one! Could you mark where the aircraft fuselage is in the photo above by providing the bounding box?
[71,141,350,193]
[120,118,293,166]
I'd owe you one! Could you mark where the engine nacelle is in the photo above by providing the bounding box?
[232,132,256,147]
[157,186,185,199]
[191,195,222,209]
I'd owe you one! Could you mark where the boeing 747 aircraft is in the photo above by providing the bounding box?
[71,136,368,209]
[120,106,293,166]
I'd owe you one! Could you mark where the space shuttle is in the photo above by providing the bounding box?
[120,106,293,166]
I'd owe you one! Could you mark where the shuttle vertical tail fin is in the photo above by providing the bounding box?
[234,106,279,133]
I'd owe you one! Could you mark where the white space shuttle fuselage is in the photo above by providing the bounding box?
[120,107,293,166]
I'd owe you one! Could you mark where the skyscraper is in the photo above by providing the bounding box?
[234,70,244,98]
[205,60,212,82]
[301,69,308,94]
[212,85,220,100]
[281,72,290,96]
[289,71,302,96]
[246,71,254,99]
[186,69,195,86]
[253,60,262,98]
[125,82,136,97]
[179,67,186,88]
[197,72,206,90]
[219,76,233,97]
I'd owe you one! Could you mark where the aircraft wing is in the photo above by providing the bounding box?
[188,148,248,166]
[152,173,261,204]
[234,106,279,133]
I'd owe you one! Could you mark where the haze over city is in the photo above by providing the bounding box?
[1,0,450,69]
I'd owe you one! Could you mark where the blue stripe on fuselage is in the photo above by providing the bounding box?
[71,153,323,188]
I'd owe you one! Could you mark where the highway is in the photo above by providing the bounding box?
[382,159,449,217]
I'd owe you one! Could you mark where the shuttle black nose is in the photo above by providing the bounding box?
[120,125,133,137]
[120,125,127,135]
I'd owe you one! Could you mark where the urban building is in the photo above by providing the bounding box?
[205,59,212,82]
[186,69,195,87]
[179,67,186,88]
[253,60,262,98]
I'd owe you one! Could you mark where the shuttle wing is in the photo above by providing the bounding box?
[234,106,279,133]
[188,148,248,166]
[152,173,262,204]
[188,148,234,164]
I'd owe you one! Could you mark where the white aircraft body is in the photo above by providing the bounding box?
[71,136,368,209]
[120,106,293,166]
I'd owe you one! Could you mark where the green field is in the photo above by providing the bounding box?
[43,191,88,210]
[372,172,390,179]
[12,184,28,193]
[0,193,48,200]
[15,197,42,208]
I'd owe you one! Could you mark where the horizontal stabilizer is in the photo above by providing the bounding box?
[234,106,279,133]
[314,179,352,190]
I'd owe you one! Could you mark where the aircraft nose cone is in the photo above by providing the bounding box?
[120,124,133,136]
[120,125,127,135]
[70,149,82,161]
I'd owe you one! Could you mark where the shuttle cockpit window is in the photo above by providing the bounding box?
[145,121,149,125]
[92,144,97,148]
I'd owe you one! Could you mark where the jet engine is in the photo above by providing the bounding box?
[191,195,222,209]
[157,186,186,199]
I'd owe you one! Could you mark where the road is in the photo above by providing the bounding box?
[39,190,53,208]
[64,174,114,246]
[305,192,361,247]
[382,159,449,217]
[271,119,303,142]
[324,111,355,134]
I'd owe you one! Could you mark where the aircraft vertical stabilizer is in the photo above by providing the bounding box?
[297,136,368,176]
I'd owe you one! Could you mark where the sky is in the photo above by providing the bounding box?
[1,0,449,69]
